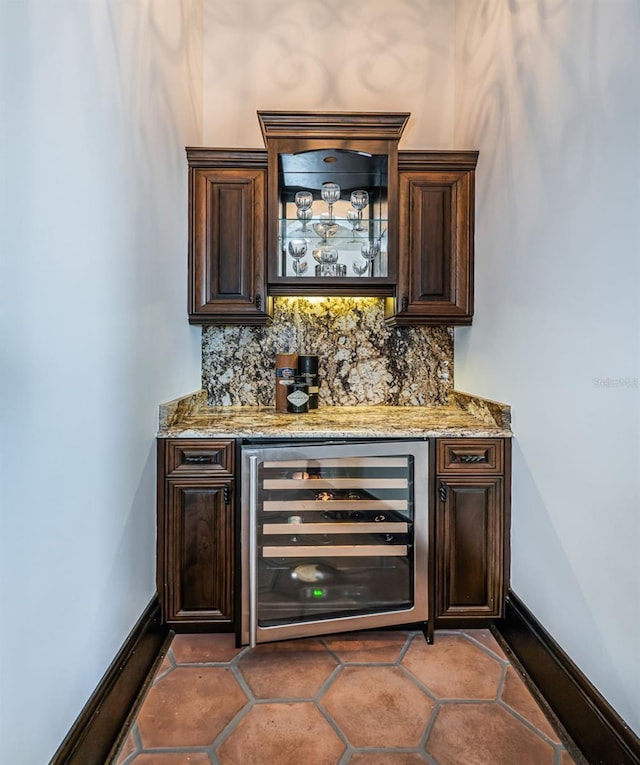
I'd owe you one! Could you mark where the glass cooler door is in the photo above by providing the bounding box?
[241,440,429,645]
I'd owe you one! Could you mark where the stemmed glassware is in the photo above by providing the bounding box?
[285,185,379,278]
[294,191,313,233]
[346,209,359,242]
[349,190,369,231]
[361,240,380,262]
[317,245,339,264]
[354,239,381,277]
[312,218,338,244]
[313,245,342,277]
[321,182,340,223]
[288,238,308,276]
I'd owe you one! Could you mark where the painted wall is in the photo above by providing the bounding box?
[202,0,456,149]
[0,1,202,761]
[454,0,640,734]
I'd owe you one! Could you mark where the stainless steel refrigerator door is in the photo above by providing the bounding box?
[241,440,429,646]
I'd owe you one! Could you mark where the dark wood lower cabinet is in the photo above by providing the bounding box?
[157,440,236,629]
[157,436,510,632]
[434,438,511,623]
[164,480,234,624]
[435,476,504,618]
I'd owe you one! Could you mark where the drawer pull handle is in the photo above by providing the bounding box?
[458,454,487,464]
[184,455,215,464]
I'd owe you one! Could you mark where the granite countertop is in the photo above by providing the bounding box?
[158,390,512,439]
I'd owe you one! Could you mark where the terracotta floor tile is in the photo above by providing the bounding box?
[129,755,211,765]
[348,754,428,764]
[237,638,338,698]
[501,666,562,743]
[137,667,247,748]
[217,702,345,765]
[425,703,555,765]
[119,629,576,765]
[463,628,509,660]
[322,666,434,748]
[323,630,410,663]
[403,634,502,699]
[171,633,243,664]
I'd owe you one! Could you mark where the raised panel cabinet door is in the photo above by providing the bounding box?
[164,479,235,625]
[387,152,477,326]
[436,476,504,619]
[189,161,271,324]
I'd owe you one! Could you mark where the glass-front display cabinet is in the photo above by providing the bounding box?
[258,111,409,296]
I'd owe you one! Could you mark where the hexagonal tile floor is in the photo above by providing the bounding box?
[111,629,585,765]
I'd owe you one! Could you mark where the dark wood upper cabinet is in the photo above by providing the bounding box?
[385,151,478,326]
[186,116,478,325]
[187,149,272,325]
[258,110,408,297]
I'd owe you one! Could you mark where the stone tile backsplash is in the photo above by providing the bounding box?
[201,298,453,406]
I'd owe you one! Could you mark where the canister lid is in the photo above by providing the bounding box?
[297,354,319,373]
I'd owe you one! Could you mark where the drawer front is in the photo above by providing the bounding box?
[437,438,504,474]
[165,439,235,476]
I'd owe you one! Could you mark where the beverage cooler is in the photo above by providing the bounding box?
[240,440,429,646]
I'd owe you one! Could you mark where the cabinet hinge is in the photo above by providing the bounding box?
[439,483,447,503]
[223,486,232,505]
[255,293,262,310]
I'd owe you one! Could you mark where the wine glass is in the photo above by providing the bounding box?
[321,182,340,223]
[288,238,307,275]
[350,190,369,231]
[292,260,308,275]
[294,191,313,233]
[295,191,313,210]
[346,209,359,241]
[352,261,369,276]
[313,219,338,244]
[319,245,339,263]
[358,240,380,277]
[296,207,312,233]
[361,240,380,262]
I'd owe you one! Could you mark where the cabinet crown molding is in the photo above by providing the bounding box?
[257,110,410,142]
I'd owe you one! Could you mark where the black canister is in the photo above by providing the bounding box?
[286,376,310,413]
[297,355,319,409]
